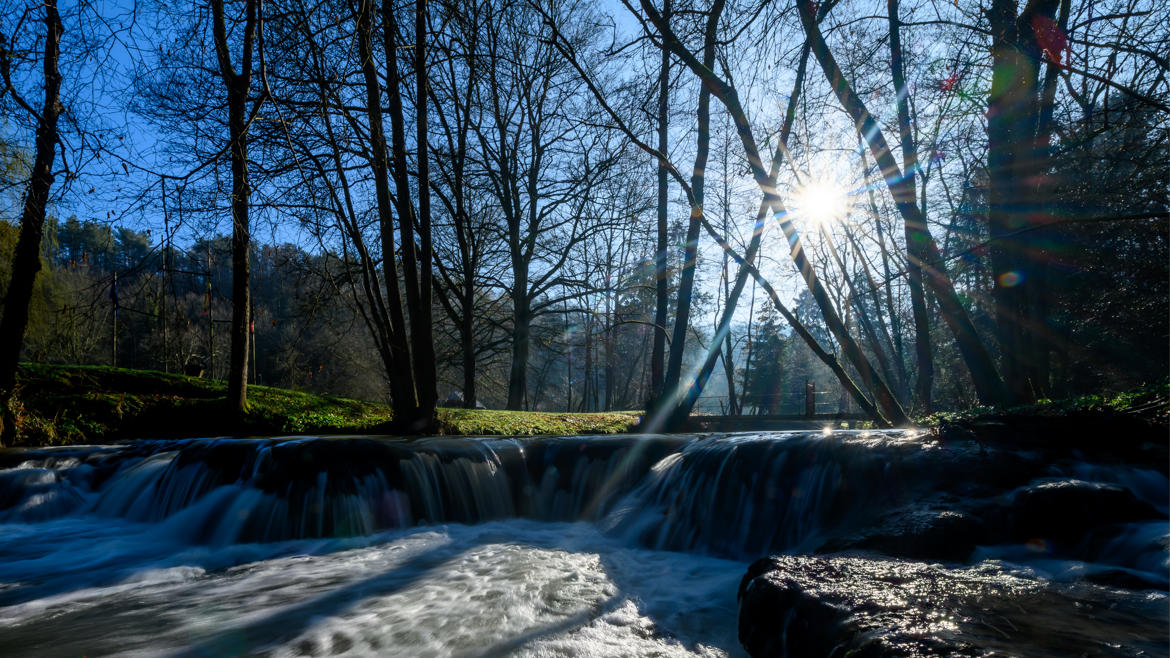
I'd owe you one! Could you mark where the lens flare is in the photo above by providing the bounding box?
[791,177,851,228]
[998,271,1023,287]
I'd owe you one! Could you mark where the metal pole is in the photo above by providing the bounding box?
[111,271,118,368]
[565,298,572,413]
[161,182,169,373]
[250,298,256,385]
[207,243,213,379]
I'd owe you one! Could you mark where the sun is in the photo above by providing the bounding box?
[791,177,852,228]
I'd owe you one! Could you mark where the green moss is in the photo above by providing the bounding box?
[436,408,640,436]
[10,364,1163,446]
[916,380,1169,427]
[5,364,641,446]
[5,364,390,445]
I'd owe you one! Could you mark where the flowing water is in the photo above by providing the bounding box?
[0,431,1165,656]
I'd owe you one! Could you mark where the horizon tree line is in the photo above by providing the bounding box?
[0,0,1165,441]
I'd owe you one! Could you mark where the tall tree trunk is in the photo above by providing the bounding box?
[412,0,438,426]
[582,316,594,411]
[507,289,530,409]
[719,138,739,416]
[1028,0,1069,399]
[376,0,439,430]
[660,0,724,411]
[0,0,63,444]
[604,242,616,411]
[356,0,415,420]
[211,0,262,417]
[887,0,933,412]
[226,89,251,416]
[740,280,756,414]
[987,3,1030,402]
[797,0,1007,406]
[649,0,671,407]
[384,0,426,423]
[605,322,615,411]
[987,0,1059,403]
[721,334,738,414]
[462,284,476,408]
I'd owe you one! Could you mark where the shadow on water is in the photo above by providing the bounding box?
[595,550,746,657]
[0,435,807,656]
[464,593,626,658]
[174,543,458,657]
[8,431,1161,656]
[171,529,744,657]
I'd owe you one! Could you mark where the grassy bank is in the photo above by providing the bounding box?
[4,364,641,446]
[5,363,1163,447]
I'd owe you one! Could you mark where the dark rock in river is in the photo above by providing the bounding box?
[738,554,1170,657]
[820,506,987,563]
[1009,479,1162,544]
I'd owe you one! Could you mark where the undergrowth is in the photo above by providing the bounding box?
[917,380,1169,427]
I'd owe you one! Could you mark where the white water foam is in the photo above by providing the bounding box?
[2,434,1164,656]
[0,517,746,657]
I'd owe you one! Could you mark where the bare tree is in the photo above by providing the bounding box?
[655,0,725,419]
[986,0,1063,402]
[649,0,671,408]
[472,0,617,410]
[636,0,910,426]
[796,0,1007,406]
[210,0,270,415]
[428,0,500,408]
[354,0,438,429]
[887,0,933,411]
[0,0,63,443]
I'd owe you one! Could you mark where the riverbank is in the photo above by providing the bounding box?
[2,364,640,446]
[2,363,1164,447]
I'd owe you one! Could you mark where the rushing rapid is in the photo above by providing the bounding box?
[0,431,1166,656]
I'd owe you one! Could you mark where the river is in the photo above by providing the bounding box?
[0,431,1165,656]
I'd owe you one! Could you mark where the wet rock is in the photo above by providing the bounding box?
[1009,479,1162,544]
[1083,567,1168,591]
[1072,520,1170,583]
[738,554,1169,657]
[821,507,988,562]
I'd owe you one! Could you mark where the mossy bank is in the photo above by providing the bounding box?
[4,363,1164,448]
[3,363,641,446]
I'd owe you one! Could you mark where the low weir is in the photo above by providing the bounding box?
[0,431,1166,656]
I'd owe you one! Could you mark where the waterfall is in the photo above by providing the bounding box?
[1,431,1166,657]
[0,436,683,544]
[0,432,1164,565]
